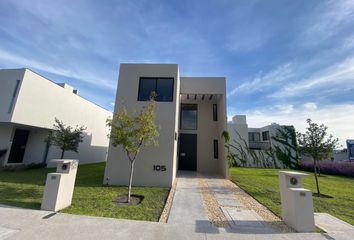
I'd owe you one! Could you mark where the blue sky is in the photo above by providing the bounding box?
[0,0,354,145]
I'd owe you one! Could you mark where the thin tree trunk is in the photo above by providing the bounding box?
[127,160,135,203]
[60,149,65,159]
[313,158,320,195]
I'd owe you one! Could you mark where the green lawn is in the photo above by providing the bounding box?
[0,163,169,221]
[229,168,354,225]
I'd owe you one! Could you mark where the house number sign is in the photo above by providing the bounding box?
[153,165,166,171]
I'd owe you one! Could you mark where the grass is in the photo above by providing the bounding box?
[0,162,169,221]
[229,168,354,225]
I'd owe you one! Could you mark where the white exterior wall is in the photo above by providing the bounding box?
[0,68,112,166]
[104,64,180,187]
[0,69,24,123]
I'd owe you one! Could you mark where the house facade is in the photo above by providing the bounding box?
[104,64,228,187]
[228,115,298,168]
[0,68,112,167]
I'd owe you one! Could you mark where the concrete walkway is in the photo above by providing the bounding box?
[167,171,215,232]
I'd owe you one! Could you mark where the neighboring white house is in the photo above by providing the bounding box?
[228,115,298,168]
[0,68,112,167]
[104,63,228,187]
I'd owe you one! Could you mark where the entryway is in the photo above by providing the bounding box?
[7,129,29,164]
[178,133,197,171]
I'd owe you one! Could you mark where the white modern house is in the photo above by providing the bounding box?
[0,68,112,167]
[104,63,228,187]
[228,115,298,168]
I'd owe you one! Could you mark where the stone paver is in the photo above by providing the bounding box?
[315,213,354,232]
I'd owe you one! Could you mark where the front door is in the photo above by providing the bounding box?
[7,129,29,164]
[178,134,197,171]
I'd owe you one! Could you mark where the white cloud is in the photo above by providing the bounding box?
[229,103,354,146]
[300,0,354,46]
[228,63,293,97]
[303,102,317,111]
[270,57,354,99]
[0,48,116,90]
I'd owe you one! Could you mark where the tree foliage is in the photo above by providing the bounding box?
[107,98,159,203]
[47,118,86,159]
[297,118,339,195]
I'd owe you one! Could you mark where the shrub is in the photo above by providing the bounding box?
[300,160,354,177]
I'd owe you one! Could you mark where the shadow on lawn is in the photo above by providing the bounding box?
[0,185,42,209]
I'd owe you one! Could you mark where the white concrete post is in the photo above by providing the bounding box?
[41,159,79,212]
[279,171,315,232]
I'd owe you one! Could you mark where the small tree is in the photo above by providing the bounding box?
[107,98,159,203]
[297,118,339,195]
[48,118,86,159]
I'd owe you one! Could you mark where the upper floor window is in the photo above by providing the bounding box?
[262,131,270,141]
[181,104,197,130]
[213,104,218,121]
[248,132,260,142]
[138,77,174,102]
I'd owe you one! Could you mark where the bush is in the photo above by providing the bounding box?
[300,160,354,177]
[26,163,47,169]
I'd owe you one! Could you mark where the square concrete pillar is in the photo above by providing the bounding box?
[41,159,79,212]
[279,171,315,232]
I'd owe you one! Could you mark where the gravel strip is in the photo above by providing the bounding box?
[159,178,178,223]
[198,176,230,228]
[224,180,295,233]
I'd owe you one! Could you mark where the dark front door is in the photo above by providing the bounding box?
[178,133,197,171]
[8,129,29,164]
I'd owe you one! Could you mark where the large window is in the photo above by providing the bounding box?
[138,78,174,102]
[248,132,260,142]
[181,104,197,130]
[262,131,270,141]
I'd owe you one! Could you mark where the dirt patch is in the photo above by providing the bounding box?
[113,194,144,206]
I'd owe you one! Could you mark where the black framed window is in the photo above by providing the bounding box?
[138,77,174,102]
[181,104,197,130]
[8,80,20,114]
[248,132,260,142]
[262,131,269,141]
[213,104,217,121]
[213,140,219,159]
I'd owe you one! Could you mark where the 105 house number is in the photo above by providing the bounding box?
[153,165,166,171]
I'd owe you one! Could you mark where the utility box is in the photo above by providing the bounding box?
[41,159,79,212]
[279,171,315,232]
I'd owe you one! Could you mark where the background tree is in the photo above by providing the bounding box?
[48,118,86,159]
[107,98,159,203]
[297,118,339,195]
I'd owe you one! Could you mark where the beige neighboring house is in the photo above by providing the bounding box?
[0,68,112,167]
[104,63,228,187]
